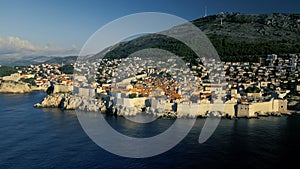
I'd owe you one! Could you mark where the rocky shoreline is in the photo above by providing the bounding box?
[33,92,177,118]
[1,81,299,119]
[33,92,300,119]
[34,93,107,112]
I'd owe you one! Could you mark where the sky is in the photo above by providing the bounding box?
[0,0,300,58]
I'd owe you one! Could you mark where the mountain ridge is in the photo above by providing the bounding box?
[95,13,300,62]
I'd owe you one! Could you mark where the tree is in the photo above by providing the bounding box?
[246,86,261,93]
[20,78,36,85]
[59,64,74,74]
[128,93,137,98]
[0,66,17,77]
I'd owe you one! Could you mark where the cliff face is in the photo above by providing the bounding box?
[34,93,105,111]
[35,93,77,109]
[0,81,32,93]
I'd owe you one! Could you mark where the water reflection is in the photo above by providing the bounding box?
[76,111,175,138]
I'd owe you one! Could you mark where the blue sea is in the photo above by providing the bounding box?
[0,91,299,169]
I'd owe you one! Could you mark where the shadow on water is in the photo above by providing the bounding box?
[40,107,76,116]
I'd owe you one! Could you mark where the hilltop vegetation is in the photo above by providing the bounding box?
[58,64,74,74]
[98,13,300,62]
[195,13,300,61]
[103,34,199,63]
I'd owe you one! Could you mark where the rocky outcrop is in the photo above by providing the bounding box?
[34,93,105,111]
[35,93,65,108]
[0,81,32,93]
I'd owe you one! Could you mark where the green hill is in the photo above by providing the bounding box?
[195,13,300,61]
[94,13,300,62]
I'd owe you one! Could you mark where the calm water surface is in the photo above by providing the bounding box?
[0,91,299,169]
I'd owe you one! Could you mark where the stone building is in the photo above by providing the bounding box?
[237,99,287,117]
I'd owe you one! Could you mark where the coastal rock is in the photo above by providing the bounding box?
[34,93,104,111]
[0,81,32,93]
[64,96,80,110]
[35,93,65,108]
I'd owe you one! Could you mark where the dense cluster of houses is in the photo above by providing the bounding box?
[1,64,73,88]
[73,54,297,117]
[2,53,299,117]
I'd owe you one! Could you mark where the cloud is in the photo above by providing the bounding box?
[0,36,79,58]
